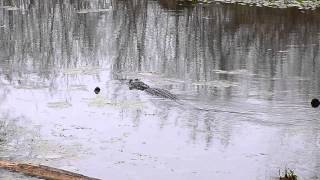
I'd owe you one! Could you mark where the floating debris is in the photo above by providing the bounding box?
[94,87,101,94]
[311,98,320,108]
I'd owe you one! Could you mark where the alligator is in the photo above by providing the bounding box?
[128,79,253,116]
[128,79,177,100]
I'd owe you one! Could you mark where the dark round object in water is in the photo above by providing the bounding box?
[311,98,320,108]
[94,87,100,94]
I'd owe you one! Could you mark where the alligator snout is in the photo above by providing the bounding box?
[128,79,150,90]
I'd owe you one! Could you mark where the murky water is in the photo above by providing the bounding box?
[1,0,320,179]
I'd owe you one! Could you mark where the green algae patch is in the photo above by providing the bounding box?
[63,68,83,75]
[63,67,106,76]
[212,69,251,75]
[14,83,49,90]
[47,101,72,109]
[113,100,144,109]
[0,6,21,11]
[192,80,239,88]
[76,8,112,14]
[84,95,113,107]
[84,95,144,109]
[68,85,88,91]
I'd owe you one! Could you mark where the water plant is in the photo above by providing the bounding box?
[279,169,298,180]
[175,0,320,9]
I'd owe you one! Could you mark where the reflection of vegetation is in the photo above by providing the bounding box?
[0,0,319,152]
[0,112,88,170]
[0,115,38,160]
[113,0,320,97]
[0,0,110,91]
[0,118,19,146]
[0,121,7,145]
[111,0,320,146]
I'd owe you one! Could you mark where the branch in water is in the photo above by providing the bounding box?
[0,160,101,180]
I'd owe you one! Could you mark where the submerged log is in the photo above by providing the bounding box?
[0,160,100,180]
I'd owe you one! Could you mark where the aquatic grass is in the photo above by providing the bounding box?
[174,0,320,9]
[279,169,298,180]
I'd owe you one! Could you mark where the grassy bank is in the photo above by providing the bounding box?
[170,0,320,9]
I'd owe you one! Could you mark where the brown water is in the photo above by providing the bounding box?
[0,0,320,179]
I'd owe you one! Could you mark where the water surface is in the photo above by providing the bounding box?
[0,0,320,179]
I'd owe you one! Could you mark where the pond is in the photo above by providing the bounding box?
[0,0,320,179]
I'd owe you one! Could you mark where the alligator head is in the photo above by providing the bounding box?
[128,79,150,91]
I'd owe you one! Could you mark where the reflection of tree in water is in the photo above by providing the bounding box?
[0,113,40,160]
[1,0,320,148]
[0,111,89,174]
[111,0,320,146]
[0,0,110,85]
[112,0,148,72]
[113,1,320,96]
[132,98,233,147]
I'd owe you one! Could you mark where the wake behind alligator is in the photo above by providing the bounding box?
[128,79,252,116]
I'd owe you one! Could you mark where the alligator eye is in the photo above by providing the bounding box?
[94,87,100,94]
[134,78,139,81]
